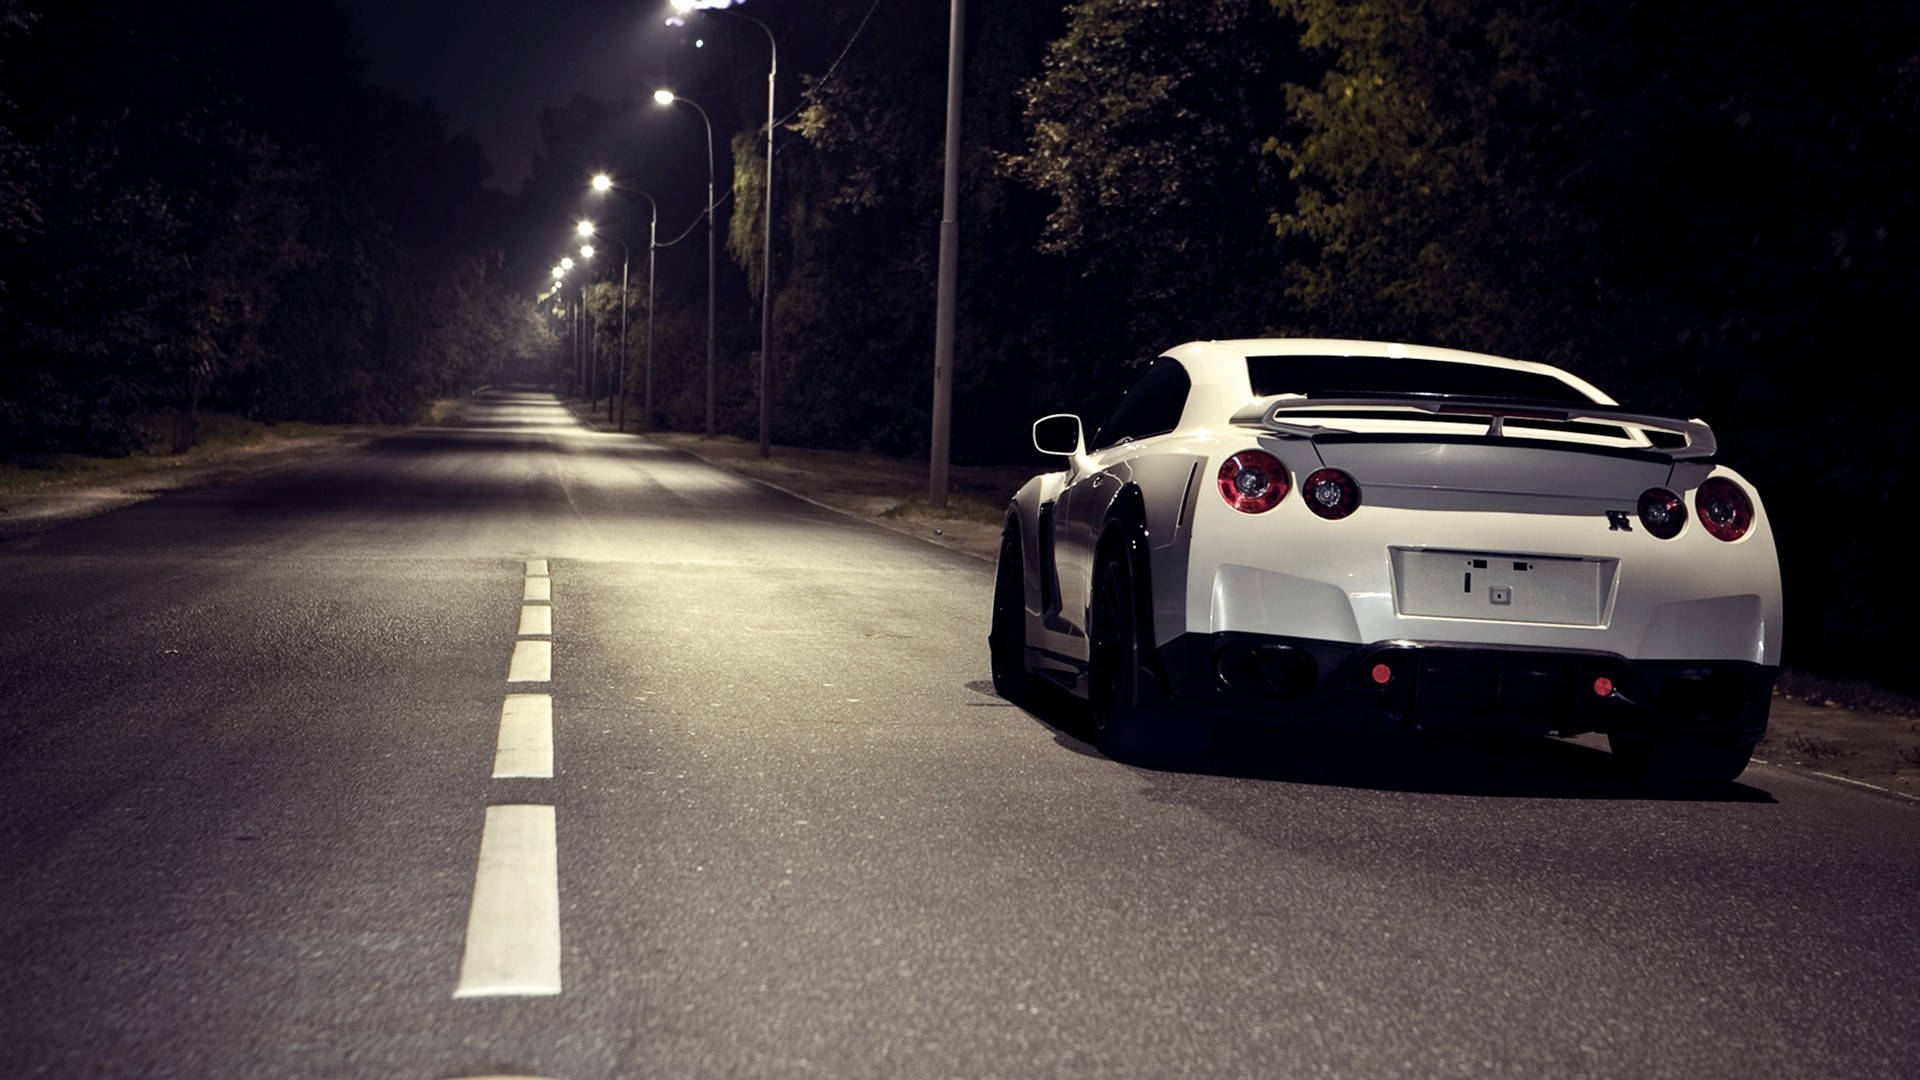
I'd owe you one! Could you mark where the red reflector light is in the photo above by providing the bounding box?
[1695,477,1754,542]
[1216,450,1289,514]
[1302,468,1361,520]
[1370,663,1393,686]
[1593,676,1614,698]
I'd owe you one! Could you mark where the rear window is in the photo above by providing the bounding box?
[1246,354,1597,404]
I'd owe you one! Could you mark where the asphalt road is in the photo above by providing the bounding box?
[2,390,1915,1079]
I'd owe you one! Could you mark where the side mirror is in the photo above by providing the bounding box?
[1032,413,1084,457]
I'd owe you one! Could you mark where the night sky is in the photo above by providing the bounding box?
[338,0,689,190]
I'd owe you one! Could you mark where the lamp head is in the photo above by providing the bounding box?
[653,89,676,106]
[576,219,595,237]
[560,257,574,271]
[590,174,612,193]
[580,244,595,259]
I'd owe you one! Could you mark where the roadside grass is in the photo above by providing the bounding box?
[1,409,371,496]
[878,494,1008,526]
[1775,670,1920,719]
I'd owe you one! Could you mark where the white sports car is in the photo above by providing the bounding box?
[991,339,1782,782]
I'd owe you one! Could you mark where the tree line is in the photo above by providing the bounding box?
[0,0,553,456]
[533,0,1914,690]
[3,0,1913,689]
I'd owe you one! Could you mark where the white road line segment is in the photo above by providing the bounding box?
[518,605,552,636]
[493,694,554,778]
[525,558,549,577]
[523,576,551,602]
[507,640,551,683]
[454,805,562,997]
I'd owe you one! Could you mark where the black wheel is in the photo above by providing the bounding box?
[989,526,1032,702]
[1608,732,1756,786]
[1089,540,1206,765]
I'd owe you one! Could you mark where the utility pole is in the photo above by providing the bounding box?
[928,0,964,509]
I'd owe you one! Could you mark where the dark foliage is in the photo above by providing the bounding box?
[0,0,553,455]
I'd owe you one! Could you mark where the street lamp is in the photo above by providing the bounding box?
[577,243,600,411]
[671,0,778,458]
[654,87,716,438]
[929,0,966,508]
[590,173,659,433]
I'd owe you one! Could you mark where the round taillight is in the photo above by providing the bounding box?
[1637,487,1687,539]
[1593,676,1614,698]
[1217,450,1289,514]
[1370,662,1393,686]
[1302,468,1360,520]
[1695,477,1753,542]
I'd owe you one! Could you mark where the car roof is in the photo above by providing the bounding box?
[1160,339,1617,427]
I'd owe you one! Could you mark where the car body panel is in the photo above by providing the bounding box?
[1000,338,1783,735]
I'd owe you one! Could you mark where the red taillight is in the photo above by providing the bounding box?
[1217,450,1289,513]
[1302,468,1361,520]
[1370,662,1393,686]
[1637,487,1687,539]
[1695,477,1753,542]
[1593,676,1614,698]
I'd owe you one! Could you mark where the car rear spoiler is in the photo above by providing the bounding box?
[1226,394,1717,461]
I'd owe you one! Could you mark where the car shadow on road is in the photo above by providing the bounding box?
[970,679,1776,804]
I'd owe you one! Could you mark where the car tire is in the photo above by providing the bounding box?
[1607,731,1755,786]
[989,525,1032,703]
[1089,538,1207,766]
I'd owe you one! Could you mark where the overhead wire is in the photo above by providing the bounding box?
[654,188,735,249]
[770,0,885,132]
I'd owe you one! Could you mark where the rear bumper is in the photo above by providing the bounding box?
[1160,632,1775,740]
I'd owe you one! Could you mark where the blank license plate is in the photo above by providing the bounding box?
[1391,548,1613,626]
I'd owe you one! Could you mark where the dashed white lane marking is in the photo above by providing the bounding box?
[525,559,549,577]
[454,804,562,997]
[523,576,551,602]
[507,640,551,683]
[493,694,553,778]
[517,605,552,636]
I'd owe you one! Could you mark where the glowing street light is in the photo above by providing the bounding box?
[589,173,659,432]
[669,0,779,459]
[577,219,596,238]
[552,265,566,279]
[560,256,575,271]
[654,88,717,437]
[580,244,595,259]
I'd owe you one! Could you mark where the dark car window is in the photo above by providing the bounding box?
[1091,358,1191,451]
[1246,354,1597,404]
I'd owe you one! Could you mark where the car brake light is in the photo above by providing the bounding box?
[1695,477,1753,542]
[1217,450,1289,513]
[1637,487,1687,539]
[1302,468,1360,520]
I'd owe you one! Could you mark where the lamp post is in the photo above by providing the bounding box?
[589,175,659,432]
[672,0,778,458]
[929,0,965,508]
[551,264,568,391]
[654,88,716,438]
[579,241,598,412]
[559,256,579,393]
